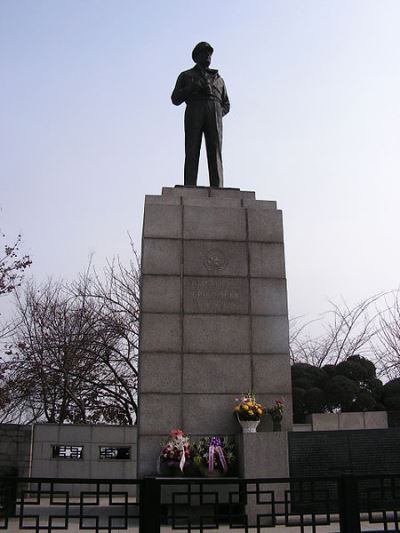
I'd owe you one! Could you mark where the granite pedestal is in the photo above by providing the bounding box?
[137,186,292,478]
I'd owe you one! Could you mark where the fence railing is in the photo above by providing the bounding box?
[1,474,399,532]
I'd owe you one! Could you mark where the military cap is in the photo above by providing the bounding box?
[192,42,214,62]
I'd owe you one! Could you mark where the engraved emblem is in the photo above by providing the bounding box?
[204,249,226,271]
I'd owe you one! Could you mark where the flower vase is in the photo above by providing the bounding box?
[272,417,282,432]
[237,415,260,433]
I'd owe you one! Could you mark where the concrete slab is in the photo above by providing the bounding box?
[209,188,255,200]
[139,353,182,393]
[311,413,339,431]
[247,208,283,242]
[338,412,364,430]
[252,354,292,393]
[249,243,286,278]
[141,275,181,313]
[143,204,182,238]
[142,239,182,275]
[183,206,246,240]
[243,199,277,209]
[183,315,250,353]
[364,410,388,429]
[183,354,251,393]
[138,394,181,435]
[252,316,290,354]
[145,194,181,205]
[183,394,238,434]
[250,278,288,315]
[140,313,181,352]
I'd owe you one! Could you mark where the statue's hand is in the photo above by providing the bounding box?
[187,77,205,93]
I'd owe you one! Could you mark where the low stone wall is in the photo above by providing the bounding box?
[31,424,137,479]
[0,424,31,477]
[307,411,388,431]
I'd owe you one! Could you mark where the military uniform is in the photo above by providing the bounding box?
[172,63,230,187]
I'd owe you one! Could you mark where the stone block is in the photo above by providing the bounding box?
[31,459,58,477]
[252,354,292,393]
[183,315,250,353]
[339,412,364,430]
[311,413,339,431]
[252,316,289,354]
[141,239,182,275]
[138,394,181,434]
[34,424,61,442]
[143,204,182,239]
[183,206,246,240]
[243,199,277,209]
[238,432,289,478]
[247,208,283,243]
[292,423,313,432]
[183,395,238,434]
[145,194,181,206]
[250,278,288,315]
[184,277,248,314]
[91,461,125,478]
[57,425,92,442]
[364,411,388,429]
[249,243,286,278]
[141,275,181,313]
[182,197,241,207]
[139,353,181,393]
[183,354,251,393]
[57,460,91,478]
[90,425,126,443]
[184,241,248,277]
[140,313,181,352]
[162,186,209,199]
[237,432,289,525]
[209,188,255,200]
[137,436,163,477]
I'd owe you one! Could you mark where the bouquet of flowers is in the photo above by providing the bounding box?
[159,428,191,472]
[234,392,266,421]
[268,400,284,422]
[193,436,236,476]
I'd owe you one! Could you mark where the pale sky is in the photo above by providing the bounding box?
[1,0,400,321]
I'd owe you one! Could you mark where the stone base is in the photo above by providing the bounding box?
[237,432,289,526]
[137,186,292,478]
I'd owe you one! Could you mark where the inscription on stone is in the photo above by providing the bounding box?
[184,277,248,314]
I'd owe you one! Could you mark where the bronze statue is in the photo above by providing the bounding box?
[171,42,230,188]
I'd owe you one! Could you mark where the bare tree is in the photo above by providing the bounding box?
[0,233,31,297]
[290,294,382,368]
[0,247,140,425]
[373,290,400,380]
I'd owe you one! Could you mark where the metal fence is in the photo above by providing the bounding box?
[1,474,399,532]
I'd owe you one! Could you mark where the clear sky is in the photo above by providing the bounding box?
[1,0,400,321]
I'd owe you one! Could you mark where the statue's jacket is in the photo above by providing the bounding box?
[171,65,230,117]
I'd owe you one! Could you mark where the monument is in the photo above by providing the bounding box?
[171,41,229,187]
[136,44,292,480]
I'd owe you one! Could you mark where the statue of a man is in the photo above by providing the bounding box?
[171,42,230,188]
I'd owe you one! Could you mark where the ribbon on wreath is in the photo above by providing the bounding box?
[178,435,186,472]
[170,429,186,472]
[208,437,228,474]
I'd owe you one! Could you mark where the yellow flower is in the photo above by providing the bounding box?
[257,408,263,415]
[243,405,249,411]
[248,410,254,416]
